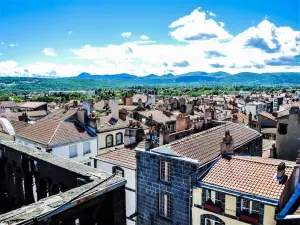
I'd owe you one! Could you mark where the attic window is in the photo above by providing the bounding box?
[278,123,288,135]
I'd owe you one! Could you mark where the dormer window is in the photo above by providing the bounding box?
[241,199,259,215]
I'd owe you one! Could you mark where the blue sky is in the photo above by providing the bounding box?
[0,0,299,76]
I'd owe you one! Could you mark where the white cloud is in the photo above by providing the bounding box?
[207,11,216,17]
[169,7,232,42]
[140,35,149,40]
[42,48,57,57]
[9,44,15,47]
[1,42,4,45]
[121,32,132,38]
[68,31,73,35]
[1,8,299,77]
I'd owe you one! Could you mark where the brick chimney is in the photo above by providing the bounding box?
[232,114,238,123]
[176,113,190,132]
[220,130,234,155]
[18,112,28,122]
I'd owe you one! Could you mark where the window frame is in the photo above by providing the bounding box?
[106,134,114,148]
[241,198,260,215]
[160,161,171,183]
[159,192,172,219]
[83,142,91,155]
[69,144,78,158]
[115,132,123,145]
[112,166,124,177]
[278,123,288,135]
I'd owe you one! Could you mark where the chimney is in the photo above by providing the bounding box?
[277,162,286,183]
[110,99,119,120]
[95,117,101,132]
[18,112,28,122]
[211,108,215,120]
[176,113,190,132]
[159,124,170,145]
[232,114,238,123]
[248,112,252,126]
[73,100,78,108]
[220,130,234,155]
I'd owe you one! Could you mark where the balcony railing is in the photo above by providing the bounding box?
[204,202,222,213]
[240,212,259,224]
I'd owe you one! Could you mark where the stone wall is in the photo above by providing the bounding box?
[136,150,199,225]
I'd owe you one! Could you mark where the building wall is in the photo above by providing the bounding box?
[15,137,97,166]
[258,115,277,128]
[98,129,125,154]
[53,139,97,166]
[95,159,136,225]
[276,113,300,160]
[192,187,276,225]
[136,150,199,225]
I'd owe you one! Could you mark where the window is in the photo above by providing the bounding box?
[278,123,288,135]
[206,189,211,201]
[84,162,91,166]
[106,134,113,147]
[112,166,124,177]
[241,199,260,215]
[83,142,91,155]
[160,161,171,182]
[116,132,123,145]
[160,193,172,219]
[69,145,78,158]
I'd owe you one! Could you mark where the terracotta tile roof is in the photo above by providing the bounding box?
[0,101,19,108]
[0,111,47,121]
[202,156,295,200]
[233,113,249,124]
[260,111,277,121]
[10,120,31,134]
[168,122,261,164]
[132,94,148,103]
[96,148,136,169]
[98,113,129,132]
[18,102,47,109]
[137,110,176,124]
[17,109,95,146]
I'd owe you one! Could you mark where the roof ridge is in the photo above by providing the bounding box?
[48,121,62,145]
[232,156,295,167]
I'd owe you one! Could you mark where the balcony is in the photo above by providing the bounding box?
[240,212,259,224]
[204,201,222,213]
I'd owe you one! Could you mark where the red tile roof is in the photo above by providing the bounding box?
[18,102,47,109]
[168,122,261,164]
[96,148,136,169]
[260,111,277,121]
[17,109,95,147]
[202,156,295,200]
[10,120,31,134]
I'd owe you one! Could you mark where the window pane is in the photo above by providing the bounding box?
[83,142,91,154]
[69,145,77,158]
[116,133,123,145]
[106,135,113,147]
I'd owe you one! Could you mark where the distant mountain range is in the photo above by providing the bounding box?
[74,71,300,85]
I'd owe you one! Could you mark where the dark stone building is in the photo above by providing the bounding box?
[0,141,126,225]
[136,122,262,225]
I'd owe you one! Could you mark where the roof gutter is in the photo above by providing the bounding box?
[198,182,278,206]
